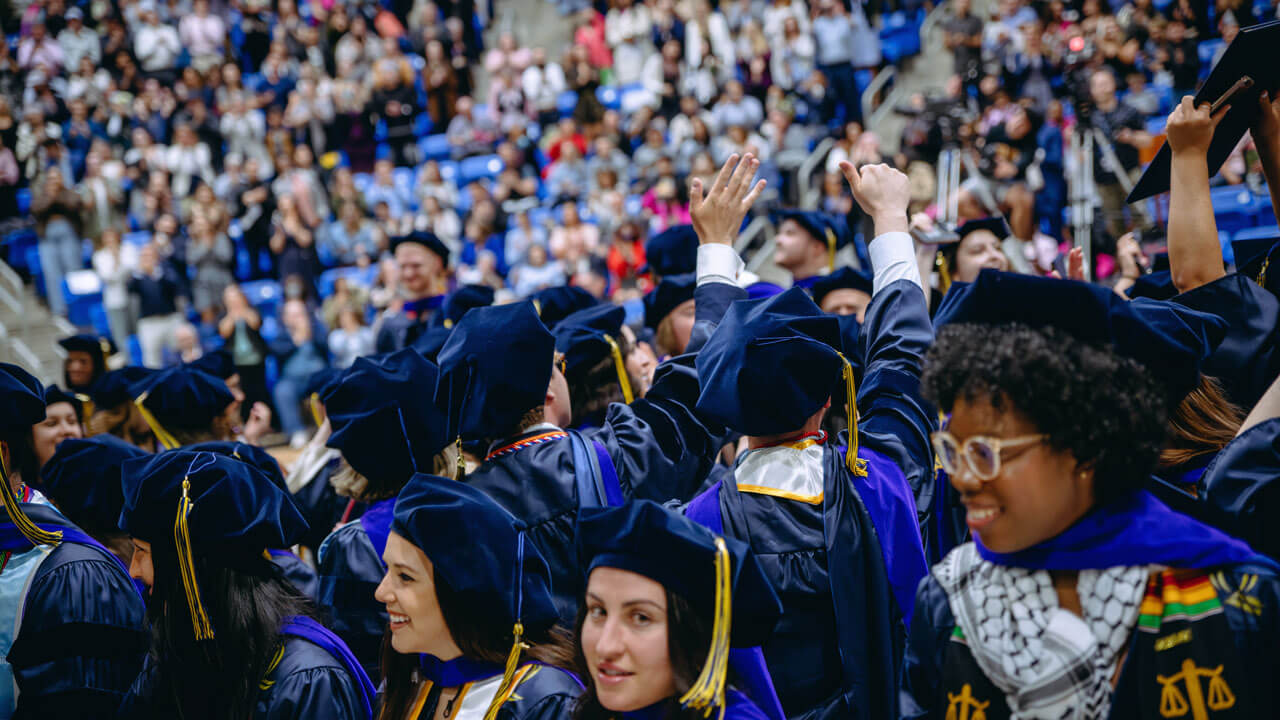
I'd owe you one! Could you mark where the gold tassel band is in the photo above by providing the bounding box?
[679,536,732,719]
[309,393,324,429]
[825,228,837,272]
[936,252,952,296]
[134,392,180,450]
[837,353,868,477]
[602,334,634,404]
[483,621,527,720]
[454,436,466,481]
[0,451,61,546]
[174,476,215,640]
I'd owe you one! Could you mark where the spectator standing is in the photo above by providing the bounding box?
[944,0,984,87]
[549,201,600,265]
[510,242,566,297]
[32,167,85,318]
[18,20,64,77]
[272,299,330,448]
[324,203,380,267]
[56,9,99,73]
[129,243,183,368]
[178,0,225,75]
[445,96,498,159]
[187,216,235,324]
[218,284,272,420]
[79,152,125,242]
[418,196,461,249]
[363,159,413,220]
[133,2,181,84]
[270,195,320,300]
[91,228,137,353]
[811,0,874,125]
[1087,68,1153,243]
[606,0,653,86]
[522,48,567,127]
[504,210,548,270]
[547,142,590,203]
[327,307,375,369]
[165,123,214,198]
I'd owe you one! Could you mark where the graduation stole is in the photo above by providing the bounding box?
[935,570,1252,720]
[407,663,543,720]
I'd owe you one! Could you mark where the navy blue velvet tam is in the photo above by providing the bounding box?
[643,273,696,329]
[411,324,453,361]
[90,366,157,408]
[40,435,149,533]
[956,216,1012,241]
[643,224,698,277]
[695,287,845,436]
[182,441,287,491]
[810,266,873,309]
[435,302,555,441]
[554,304,628,380]
[0,363,48,433]
[392,473,559,632]
[303,367,342,401]
[576,500,781,647]
[131,366,234,432]
[530,285,598,329]
[1232,236,1280,299]
[775,209,850,252]
[119,449,309,554]
[324,349,452,483]
[185,350,236,380]
[43,385,83,417]
[935,270,1229,400]
[58,333,116,361]
[390,231,450,265]
[434,284,496,329]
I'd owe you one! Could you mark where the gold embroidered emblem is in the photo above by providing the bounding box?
[1155,628,1193,652]
[1157,658,1236,719]
[945,683,990,720]
[1212,572,1263,616]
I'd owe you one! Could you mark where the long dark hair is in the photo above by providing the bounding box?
[2,429,41,490]
[145,542,318,719]
[572,589,713,720]
[378,568,577,720]
[568,335,642,428]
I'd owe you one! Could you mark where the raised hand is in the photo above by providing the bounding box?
[1253,91,1280,152]
[1166,96,1228,157]
[838,161,910,235]
[689,153,767,246]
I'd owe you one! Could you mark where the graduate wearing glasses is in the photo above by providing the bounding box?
[901,270,1280,720]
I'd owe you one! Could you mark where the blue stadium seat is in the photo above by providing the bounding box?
[420,134,452,162]
[127,335,142,365]
[318,265,379,298]
[557,90,579,118]
[393,167,416,201]
[437,160,460,185]
[414,113,434,138]
[16,188,30,216]
[459,154,504,186]
[240,279,282,319]
[618,84,651,115]
[62,270,104,328]
[1232,224,1280,243]
[596,86,621,111]
[124,230,152,247]
[1211,186,1266,236]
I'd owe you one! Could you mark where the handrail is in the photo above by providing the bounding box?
[798,137,836,210]
[860,66,896,126]
[0,259,22,297]
[10,338,42,380]
[734,216,771,256]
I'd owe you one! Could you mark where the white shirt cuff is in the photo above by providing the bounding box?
[868,231,924,295]
[696,244,744,286]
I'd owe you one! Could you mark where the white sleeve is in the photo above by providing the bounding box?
[696,244,744,287]
[868,231,923,295]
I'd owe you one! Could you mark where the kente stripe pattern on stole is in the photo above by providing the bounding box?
[1138,571,1222,632]
[485,432,569,462]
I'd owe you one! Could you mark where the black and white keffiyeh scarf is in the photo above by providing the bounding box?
[934,544,1148,719]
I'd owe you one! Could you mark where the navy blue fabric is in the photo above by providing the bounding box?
[435,301,555,441]
[119,450,309,556]
[324,349,452,485]
[568,429,624,509]
[357,496,395,562]
[89,366,157,408]
[58,333,116,360]
[374,292,445,354]
[303,367,342,400]
[182,440,288,490]
[937,270,1229,400]
[393,473,561,633]
[1125,270,1178,301]
[3,503,149,717]
[643,224,698,277]
[774,210,851,252]
[434,284,496,328]
[554,303,627,379]
[317,500,388,682]
[643,273,696,329]
[280,615,376,719]
[39,435,149,534]
[809,266,873,308]
[129,365,235,431]
[695,286,845,437]
[577,500,782,647]
[269,548,321,601]
[955,216,1011,240]
[1172,272,1280,409]
[0,362,47,433]
[530,285,598,328]
[1202,417,1280,562]
[185,350,236,380]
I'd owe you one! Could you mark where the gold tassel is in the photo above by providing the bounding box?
[444,318,454,329]
[1257,255,1271,288]
[483,622,527,720]
[0,450,61,546]
[602,334,634,404]
[936,251,952,296]
[74,392,95,421]
[308,392,324,429]
[174,476,215,640]
[679,537,732,720]
[454,436,466,481]
[837,353,868,477]
[531,298,542,317]
[134,392,180,450]
[825,229,837,272]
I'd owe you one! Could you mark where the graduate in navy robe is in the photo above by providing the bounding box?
[553,303,649,430]
[574,500,784,720]
[40,434,150,569]
[128,365,238,448]
[315,349,454,681]
[375,232,452,353]
[0,363,148,718]
[57,333,115,398]
[118,449,375,719]
[375,474,583,720]
[84,366,158,450]
[772,209,870,293]
[684,162,933,720]
[902,273,1280,720]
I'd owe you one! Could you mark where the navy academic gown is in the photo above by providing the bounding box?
[1172,273,1280,409]
[1201,417,1280,562]
[374,295,444,354]
[121,625,374,719]
[464,281,738,623]
[270,548,320,601]
[316,496,394,683]
[403,663,582,720]
[0,503,149,719]
[901,558,1280,719]
[684,278,936,720]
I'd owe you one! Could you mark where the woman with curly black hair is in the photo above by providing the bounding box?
[901,270,1280,720]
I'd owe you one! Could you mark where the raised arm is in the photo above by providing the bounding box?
[1166,96,1229,292]
[1251,91,1280,232]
